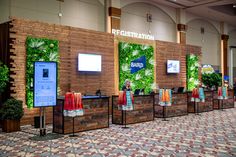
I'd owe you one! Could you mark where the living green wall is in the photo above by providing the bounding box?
[26,37,59,108]
[118,42,154,94]
[186,54,199,91]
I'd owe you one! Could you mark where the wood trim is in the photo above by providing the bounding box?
[221,34,229,41]
[223,40,228,75]
[109,7,121,17]
[114,37,119,95]
[221,34,229,75]
[177,24,187,32]
[111,17,120,30]
[179,32,186,44]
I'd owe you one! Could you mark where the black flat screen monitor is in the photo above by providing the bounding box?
[167,60,180,74]
[134,89,140,95]
[177,87,184,93]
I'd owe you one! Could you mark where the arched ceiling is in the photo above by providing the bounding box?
[151,0,236,27]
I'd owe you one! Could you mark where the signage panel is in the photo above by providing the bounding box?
[34,61,57,107]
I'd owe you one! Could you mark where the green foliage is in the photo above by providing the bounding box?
[186,54,199,91]
[118,42,154,94]
[202,73,222,88]
[0,61,9,93]
[0,98,24,120]
[26,37,59,108]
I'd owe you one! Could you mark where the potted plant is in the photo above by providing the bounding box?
[202,73,222,90]
[0,98,24,132]
[201,65,222,90]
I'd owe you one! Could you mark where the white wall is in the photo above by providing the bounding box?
[120,2,177,42]
[120,0,177,23]
[229,30,236,48]
[186,12,221,33]
[228,29,236,75]
[0,0,105,32]
[232,48,236,78]
[186,19,220,67]
[234,49,236,67]
[61,0,104,31]
[0,0,10,23]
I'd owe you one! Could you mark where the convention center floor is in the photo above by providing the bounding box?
[0,108,236,157]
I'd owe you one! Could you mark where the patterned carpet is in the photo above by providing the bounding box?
[0,108,236,157]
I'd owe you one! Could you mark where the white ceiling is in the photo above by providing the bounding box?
[151,0,236,27]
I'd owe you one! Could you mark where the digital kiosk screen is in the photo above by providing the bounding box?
[34,61,57,107]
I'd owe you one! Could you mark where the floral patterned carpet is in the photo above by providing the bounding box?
[0,107,236,157]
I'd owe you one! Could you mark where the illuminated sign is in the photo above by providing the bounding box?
[112,29,155,40]
[34,61,57,107]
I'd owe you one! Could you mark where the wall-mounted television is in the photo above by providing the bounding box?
[78,53,102,72]
[167,60,180,74]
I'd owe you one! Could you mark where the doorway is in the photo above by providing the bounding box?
[229,46,236,102]
[229,46,236,86]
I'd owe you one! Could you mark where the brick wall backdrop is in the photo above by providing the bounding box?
[156,40,201,89]
[7,18,201,126]
[9,18,70,125]
[69,27,114,96]
[8,18,114,125]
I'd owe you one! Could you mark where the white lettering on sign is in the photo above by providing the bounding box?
[112,29,155,40]
[131,62,144,68]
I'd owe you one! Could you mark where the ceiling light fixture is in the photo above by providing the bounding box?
[233,4,236,8]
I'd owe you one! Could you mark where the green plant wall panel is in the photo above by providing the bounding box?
[119,42,154,94]
[26,37,59,108]
[186,54,199,91]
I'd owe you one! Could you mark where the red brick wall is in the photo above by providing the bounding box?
[8,18,201,126]
[69,27,114,96]
[9,18,71,125]
[9,18,114,125]
[156,40,201,89]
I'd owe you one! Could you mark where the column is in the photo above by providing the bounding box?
[221,34,229,76]
[105,0,121,33]
[176,9,187,44]
[108,7,121,31]
[177,24,187,44]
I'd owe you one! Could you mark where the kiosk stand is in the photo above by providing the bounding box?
[162,106,169,121]
[194,101,200,115]
[33,61,57,137]
[159,89,172,121]
[39,107,46,136]
[70,117,77,137]
[191,88,204,115]
[122,110,129,129]
[217,99,225,111]
[217,86,228,111]
[220,99,224,111]
[118,91,133,129]
[63,92,84,137]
